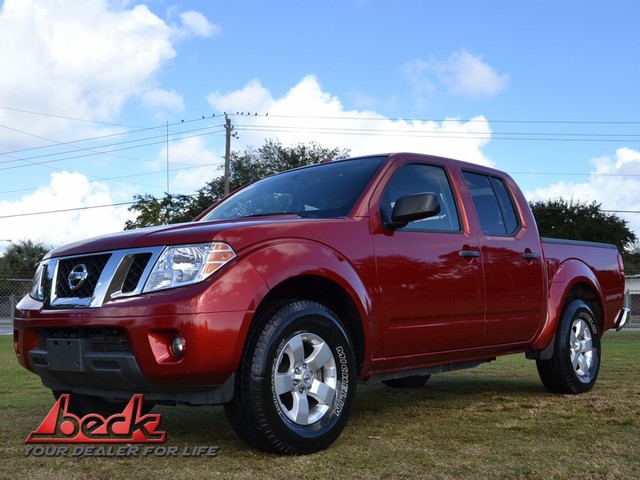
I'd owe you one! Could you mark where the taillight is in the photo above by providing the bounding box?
[617,253,625,277]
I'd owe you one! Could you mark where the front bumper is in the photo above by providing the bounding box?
[25,330,235,405]
[13,292,253,406]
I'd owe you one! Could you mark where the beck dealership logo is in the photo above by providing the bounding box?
[26,394,165,444]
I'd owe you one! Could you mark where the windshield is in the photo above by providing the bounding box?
[201,156,386,221]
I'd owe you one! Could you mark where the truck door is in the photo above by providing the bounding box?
[373,162,486,357]
[462,171,546,345]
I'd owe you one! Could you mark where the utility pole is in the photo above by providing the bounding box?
[224,114,232,196]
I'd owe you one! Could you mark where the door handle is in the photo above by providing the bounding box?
[459,250,480,258]
[521,252,540,261]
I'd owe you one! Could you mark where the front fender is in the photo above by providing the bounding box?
[531,258,604,351]
[243,240,374,354]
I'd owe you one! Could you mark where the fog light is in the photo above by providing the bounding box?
[170,334,187,358]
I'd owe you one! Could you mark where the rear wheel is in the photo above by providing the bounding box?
[224,300,357,455]
[536,299,601,394]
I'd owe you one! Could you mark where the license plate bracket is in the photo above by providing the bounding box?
[46,338,87,372]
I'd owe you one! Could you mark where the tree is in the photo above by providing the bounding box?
[529,198,636,254]
[125,140,350,229]
[0,240,49,277]
[125,193,198,229]
[621,241,640,276]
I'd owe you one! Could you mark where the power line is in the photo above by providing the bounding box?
[0,201,137,219]
[0,105,142,129]
[0,162,223,197]
[511,171,640,178]
[0,114,229,198]
[0,126,226,195]
[3,110,640,211]
[3,111,638,165]
[0,122,226,169]
[2,197,640,221]
[4,105,640,126]
[2,113,638,170]
[237,112,640,125]
[0,115,224,158]
[236,123,640,143]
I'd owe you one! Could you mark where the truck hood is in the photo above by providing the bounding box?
[46,215,312,258]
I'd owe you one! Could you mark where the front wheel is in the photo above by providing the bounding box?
[224,300,357,455]
[536,299,601,394]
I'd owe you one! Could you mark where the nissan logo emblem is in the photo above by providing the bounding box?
[68,264,89,291]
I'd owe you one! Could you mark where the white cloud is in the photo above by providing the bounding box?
[0,0,217,248]
[179,11,221,37]
[403,61,438,108]
[347,89,400,111]
[155,136,223,194]
[0,0,212,150]
[207,75,494,166]
[527,147,640,235]
[0,1,172,118]
[0,172,134,250]
[142,88,185,113]
[404,50,509,104]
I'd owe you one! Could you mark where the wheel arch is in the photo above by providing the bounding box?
[254,275,367,374]
[562,282,603,329]
[532,258,605,352]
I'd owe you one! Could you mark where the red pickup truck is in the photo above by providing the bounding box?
[14,152,629,454]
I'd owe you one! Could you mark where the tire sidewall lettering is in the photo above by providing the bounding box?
[333,345,350,418]
[270,337,289,421]
[580,310,598,337]
[576,310,599,383]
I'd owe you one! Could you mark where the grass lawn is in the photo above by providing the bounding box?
[1,331,638,480]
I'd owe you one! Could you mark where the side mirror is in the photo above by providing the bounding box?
[385,193,441,230]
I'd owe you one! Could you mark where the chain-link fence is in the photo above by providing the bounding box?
[0,279,31,333]
[623,290,640,329]
[623,276,640,330]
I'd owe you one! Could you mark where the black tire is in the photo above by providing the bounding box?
[224,300,357,455]
[382,375,431,388]
[52,391,154,417]
[536,299,601,394]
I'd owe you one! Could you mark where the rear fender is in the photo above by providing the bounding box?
[531,258,604,351]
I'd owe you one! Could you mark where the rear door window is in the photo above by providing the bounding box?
[462,171,520,236]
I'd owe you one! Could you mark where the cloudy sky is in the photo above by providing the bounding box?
[1,0,639,252]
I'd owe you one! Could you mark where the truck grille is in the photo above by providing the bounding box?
[56,254,111,299]
[43,247,163,308]
[122,253,152,293]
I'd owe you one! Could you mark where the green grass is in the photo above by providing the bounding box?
[1,332,639,480]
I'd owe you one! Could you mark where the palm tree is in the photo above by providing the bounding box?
[0,240,50,278]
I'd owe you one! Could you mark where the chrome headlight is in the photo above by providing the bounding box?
[29,262,46,301]
[143,243,236,293]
